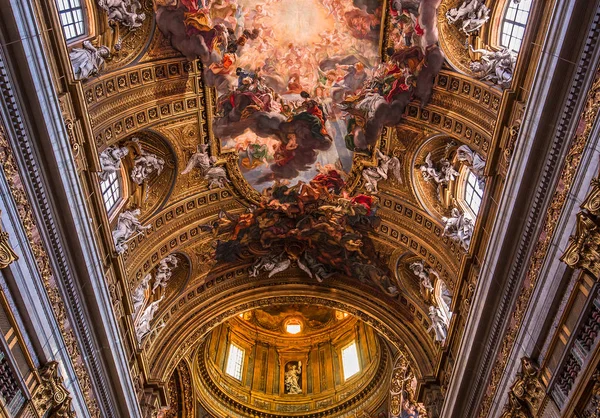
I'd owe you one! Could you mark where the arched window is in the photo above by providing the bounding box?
[100,171,121,213]
[500,0,533,52]
[56,0,85,41]
[464,171,484,216]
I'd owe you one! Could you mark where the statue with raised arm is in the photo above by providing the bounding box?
[112,209,151,254]
[284,362,302,394]
[99,145,129,181]
[152,255,179,293]
[97,0,146,29]
[469,46,517,89]
[427,306,448,342]
[362,149,402,193]
[131,152,165,184]
[182,144,230,189]
[69,41,110,81]
[446,0,490,34]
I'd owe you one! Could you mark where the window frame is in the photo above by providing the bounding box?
[456,166,483,221]
[340,341,361,381]
[56,0,86,42]
[463,170,484,216]
[225,343,245,381]
[99,170,122,216]
[499,0,533,52]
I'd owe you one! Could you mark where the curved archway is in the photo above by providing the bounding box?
[143,277,438,386]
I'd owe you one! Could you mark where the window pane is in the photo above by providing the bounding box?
[500,0,532,52]
[341,342,360,380]
[100,171,121,213]
[56,0,85,40]
[225,344,244,380]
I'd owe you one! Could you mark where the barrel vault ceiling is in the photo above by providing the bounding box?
[43,0,539,415]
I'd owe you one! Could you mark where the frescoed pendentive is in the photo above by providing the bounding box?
[155,0,443,192]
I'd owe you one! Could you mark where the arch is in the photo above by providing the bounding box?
[143,279,438,386]
[99,130,177,222]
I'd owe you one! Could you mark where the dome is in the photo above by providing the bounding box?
[193,305,390,417]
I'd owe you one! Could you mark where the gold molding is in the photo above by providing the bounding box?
[500,358,546,418]
[32,362,76,418]
[0,210,18,269]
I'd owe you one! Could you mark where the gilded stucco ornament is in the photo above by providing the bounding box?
[561,177,600,278]
[561,210,600,279]
[0,211,18,269]
[33,362,76,418]
[500,358,546,418]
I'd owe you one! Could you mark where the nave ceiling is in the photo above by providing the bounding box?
[13,0,545,416]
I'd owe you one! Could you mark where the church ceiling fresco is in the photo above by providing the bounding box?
[155,0,443,191]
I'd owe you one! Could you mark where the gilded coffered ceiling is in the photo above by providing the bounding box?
[58,0,527,415]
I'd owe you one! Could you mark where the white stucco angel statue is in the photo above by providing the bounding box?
[408,259,435,295]
[362,149,402,193]
[99,145,129,181]
[182,144,230,189]
[97,0,146,29]
[442,208,475,250]
[419,153,459,185]
[135,295,163,343]
[112,209,151,254]
[132,273,151,315]
[427,306,448,342]
[469,46,517,89]
[152,255,179,293]
[130,152,165,185]
[446,0,490,34]
[69,41,110,81]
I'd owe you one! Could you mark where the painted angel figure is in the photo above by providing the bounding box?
[99,145,129,181]
[297,253,335,283]
[112,209,151,254]
[152,255,179,293]
[70,41,110,81]
[97,0,146,29]
[132,273,152,315]
[249,254,291,278]
[131,152,165,184]
[427,306,448,342]
[182,144,230,189]
[469,46,516,89]
[284,362,302,394]
[362,149,402,193]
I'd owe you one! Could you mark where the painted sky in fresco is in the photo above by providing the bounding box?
[218,0,383,191]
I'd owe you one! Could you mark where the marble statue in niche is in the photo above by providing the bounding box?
[284,361,303,394]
